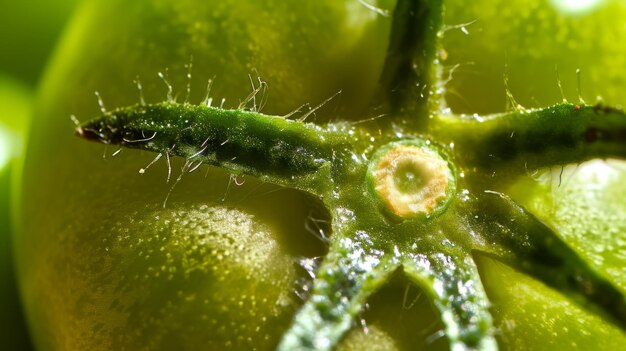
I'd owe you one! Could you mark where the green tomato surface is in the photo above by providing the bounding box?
[15,0,626,350]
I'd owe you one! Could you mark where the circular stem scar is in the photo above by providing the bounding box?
[367,141,456,219]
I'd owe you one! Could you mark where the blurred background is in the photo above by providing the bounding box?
[1,0,625,349]
[0,0,81,349]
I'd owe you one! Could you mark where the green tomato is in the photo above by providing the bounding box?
[15,0,626,350]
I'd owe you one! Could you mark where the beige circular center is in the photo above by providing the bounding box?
[372,145,450,218]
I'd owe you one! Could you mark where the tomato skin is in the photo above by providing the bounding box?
[443,0,626,114]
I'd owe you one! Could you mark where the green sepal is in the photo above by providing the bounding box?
[278,238,399,351]
[432,103,626,174]
[76,102,355,195]
[470,191,626,330]
[402,253,497,351]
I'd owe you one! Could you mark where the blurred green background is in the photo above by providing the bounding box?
[0,0,81,349]
[2,0,626,349]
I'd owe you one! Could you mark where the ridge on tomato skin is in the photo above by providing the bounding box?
[16,0,626,350]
